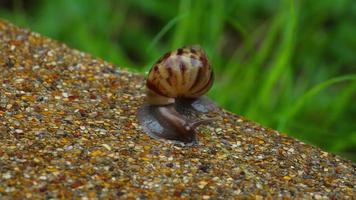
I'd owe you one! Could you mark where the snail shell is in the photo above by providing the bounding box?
[146,45,214,105]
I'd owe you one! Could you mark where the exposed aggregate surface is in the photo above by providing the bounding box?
[0,20,355,199]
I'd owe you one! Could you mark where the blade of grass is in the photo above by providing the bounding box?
[172,0,191,48]
[147,14,186,52]
[278,74,356,131]
[217,15,282,111]
[204,0,225,57]
[235,18,282,112]
[327,82,356,123]
[246,0,297,119]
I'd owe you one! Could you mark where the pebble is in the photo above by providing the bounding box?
[2,172,12,179]
[14,129,23,133]
[102,144,112,151]
[198,181,208,189]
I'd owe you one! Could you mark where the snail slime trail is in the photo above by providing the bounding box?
[137,45,218,144]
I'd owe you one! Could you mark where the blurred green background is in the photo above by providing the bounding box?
[1,0,355,161]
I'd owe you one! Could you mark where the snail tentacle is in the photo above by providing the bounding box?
[188,117,217,130]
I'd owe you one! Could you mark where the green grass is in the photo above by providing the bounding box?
[1,0,355,161]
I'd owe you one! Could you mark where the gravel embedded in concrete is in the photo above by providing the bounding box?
[0,19,355,199]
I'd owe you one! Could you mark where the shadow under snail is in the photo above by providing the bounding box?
[137,45,218,144]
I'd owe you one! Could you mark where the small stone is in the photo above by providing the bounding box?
[64,116,73,121]
[212,177,219,181]
[91,150,104,157]
[56,129,66,135]
[255,195,263,200]
[62,92,69,98]
[5,187,15,192]
[198,181,208,189]
[102,144,112,151]
[14,129,23,133]
[256,183,263,189]
[65,145,73,151]
[298,170,304,176]
[2,172,11,179]
[288,148,295,153]
[314,194,322,200]
[15,78,24,83]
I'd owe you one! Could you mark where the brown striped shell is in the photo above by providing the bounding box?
[146,45,214,105]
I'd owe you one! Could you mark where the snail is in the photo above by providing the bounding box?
[137,45,218,144]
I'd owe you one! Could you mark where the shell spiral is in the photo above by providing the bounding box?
[146,45,214,105]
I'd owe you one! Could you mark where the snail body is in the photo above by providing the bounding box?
[138,45,217,144]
